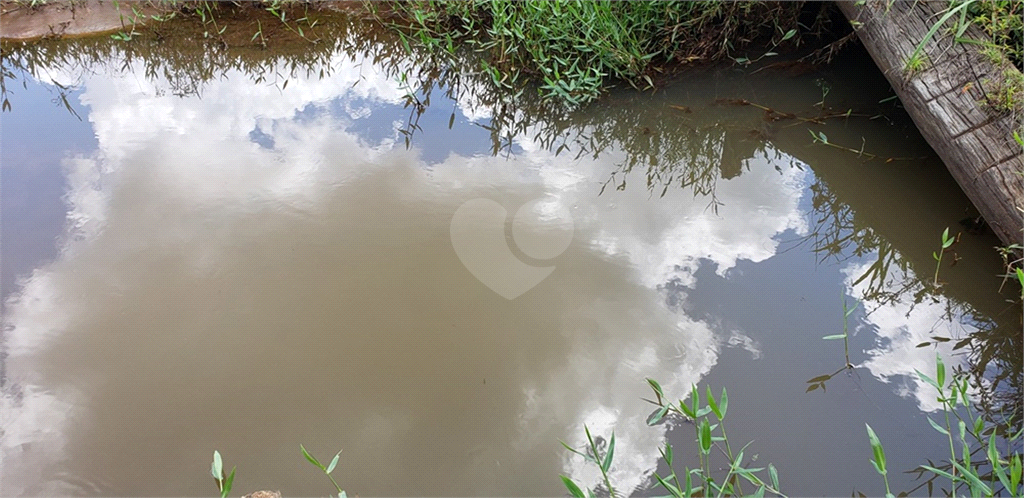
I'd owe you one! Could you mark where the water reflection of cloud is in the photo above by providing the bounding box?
[4,49,809,496]
[842,258,976,413]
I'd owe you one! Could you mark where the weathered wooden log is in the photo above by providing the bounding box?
[837,0,1023,248]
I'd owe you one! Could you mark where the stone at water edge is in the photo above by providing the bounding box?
[242,491,282,498]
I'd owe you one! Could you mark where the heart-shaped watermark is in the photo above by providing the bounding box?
[450,197,574,299]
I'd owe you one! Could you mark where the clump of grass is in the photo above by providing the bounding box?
[208,447,347,498]
[903,0,976,74]
[102,1,327,49]
[966,0,1023,70]
[562,355,1022,497]
[905,51,929,75]
[980,69,1024,113]
[911,354,1024,497]
[904,0,1022,81]
[371,1,811,105]
[562,381,785,497]
[997,243,1024,297]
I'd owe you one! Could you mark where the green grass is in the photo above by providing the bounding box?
[563,380,786,497]
[370,1,812,105]
[980,69,1024,112]
[210,450,236,498]
[211,446,347,498]
[932,227,959,287]
[903,0,976,73]
[966,0,1023,70]
[205,356,1023,498]
[902,0,1023,111]
[561,354,1023,497]
[822,295,859,368]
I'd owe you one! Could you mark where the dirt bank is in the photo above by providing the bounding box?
[1,0,166,41]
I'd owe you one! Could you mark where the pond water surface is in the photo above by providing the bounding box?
[1,15,1021,497]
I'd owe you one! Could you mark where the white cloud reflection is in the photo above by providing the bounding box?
[842,257,977,413]
[3,45,810,496]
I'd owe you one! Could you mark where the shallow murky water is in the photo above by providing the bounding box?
[2,15,1020,497]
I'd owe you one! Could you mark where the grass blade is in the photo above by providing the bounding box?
[561,475,586,498]
[301,444,324,470]
[601,432,615,473]
[212,450,223,480]
[326,451,342,474]
[221,467,236,498]
[927,417,950,435]
[866,424,887,474]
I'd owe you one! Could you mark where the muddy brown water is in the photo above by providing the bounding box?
[1,17,1021,497]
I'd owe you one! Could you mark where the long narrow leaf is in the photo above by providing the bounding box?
[707,386,721,420]
[699,420,712,454]
[561,476,587,498]
[601,433,615,473]
[561,440,596,464]
[927,417,950,435]
[951,460,992,495]
[907,2,973,69]
[654,473,683,498]
[326,451,342,474]
[866,424,887,474]
[936,354,946,389]
[221,467,236,498]
[915,369,940,390]
[301,444,324,470]
[920,464,958,481]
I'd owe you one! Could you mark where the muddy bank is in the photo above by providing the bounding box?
[0,0,367,42]
[0,0,165,41]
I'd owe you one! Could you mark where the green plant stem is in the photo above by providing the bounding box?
[810,131,927,161]
[943,396,960,493]
[717,423,743,496]
[327,473,343,495]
